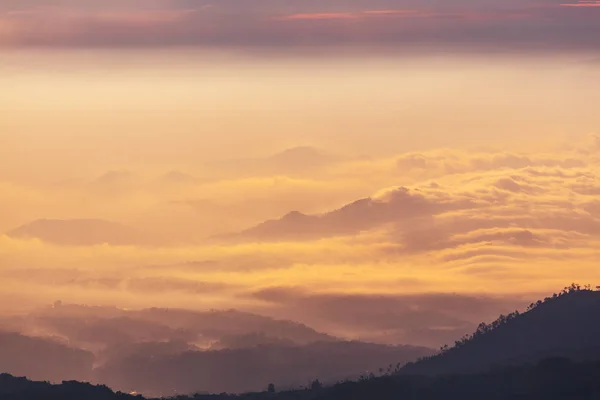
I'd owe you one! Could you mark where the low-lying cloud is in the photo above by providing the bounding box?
[2,134,600,346]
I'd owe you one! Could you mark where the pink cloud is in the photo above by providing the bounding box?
[1,1,599,49]
[560,0,600,6]
[274,9,532,23]
[275,13,358,21]
[274,10,421,21]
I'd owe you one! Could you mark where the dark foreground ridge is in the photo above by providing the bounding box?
[0,374,139,400]
[3,359,600,400]
[402,284,600,375]
[194,359,600,400]
[3,286,600,400]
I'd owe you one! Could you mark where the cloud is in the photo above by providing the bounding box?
[561,0,600,6]
[6,218,148,246]
[126,277,234,294]
[275,13,360,21]
[3,134,600,346]
[0,0,599,50]
[248,288,529,347]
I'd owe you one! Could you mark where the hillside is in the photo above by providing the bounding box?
[0,332,94,383]
[189,359,600,400]
[3,304,434,396]
[401,285,600,375]
[4,287,600,399]
[24,304,334,350]
[4,358,600,400]
[0,374,137,400]
[95,341,432,397]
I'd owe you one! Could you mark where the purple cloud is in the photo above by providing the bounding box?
[0,1,598,50]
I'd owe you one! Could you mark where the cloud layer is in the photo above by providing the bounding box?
[1,0,599,50]
[3,133,600,345]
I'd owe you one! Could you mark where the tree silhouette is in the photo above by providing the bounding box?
[310,379,323,391]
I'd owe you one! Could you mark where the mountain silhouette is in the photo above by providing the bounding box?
[0,373,136,400]
[5,288,600,400]
[159,170,198,185]
[95,341,432,396]
[6,219,146,246]
[205,146,338,178]
[23,304,335,350]
[401,285,600,375]
[268,146,331,169]
[0,332,94,383]
[92,170,134,188]
[5,359,600,400]
[223,187,452,242]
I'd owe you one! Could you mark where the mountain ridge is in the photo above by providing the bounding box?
[6,219,145,246]
[401,284,600,376]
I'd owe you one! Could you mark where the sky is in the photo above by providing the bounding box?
[1,0,600,345]
[0,0,600,49]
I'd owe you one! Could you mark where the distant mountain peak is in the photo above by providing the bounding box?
[275,145,321,157]
[161,170,196,184]
[270,146,330,165]
[282,210,309,220]
[6,218,144,246]
[94,170,133,184]
[223,185,433,242]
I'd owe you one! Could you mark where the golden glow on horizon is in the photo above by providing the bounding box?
[1,50,600,340]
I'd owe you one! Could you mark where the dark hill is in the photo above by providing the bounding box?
[0,332,94,383]
[401,285,600,375]
[0,373,137,400]
[5,359,600,400]
[95,341,432,397]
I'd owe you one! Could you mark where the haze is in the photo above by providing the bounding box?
[1,0,600,368]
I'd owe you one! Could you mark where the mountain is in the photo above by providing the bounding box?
[190,359,600,400]
[0,374,137,400]
[2,305,431,396]
[5,359,600,400]
[95,341,433,397]
[129,308,336,346]
[205,147,339,178]
[92,170,135,188]
[224,186,455,242]
[159,170,199,185]
[401,285,600,376]
[6,219,146,246]
[0,332,94,383]
[23,304,336,351]
[7,288,600,400]
[268,146,333,171]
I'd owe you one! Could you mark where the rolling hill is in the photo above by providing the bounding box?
[0,374,137,400]
[4,287,600,399]
[0,332,94,383]
[94,341,433,396]
[401,285,600,375]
